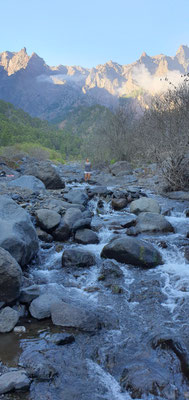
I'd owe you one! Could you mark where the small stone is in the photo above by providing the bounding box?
[14,326,26,333]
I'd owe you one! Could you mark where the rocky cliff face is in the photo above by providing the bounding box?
[0,45,188,120]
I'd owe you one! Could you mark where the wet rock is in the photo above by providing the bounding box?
[109,161,132,176]
[7,175,45,192]
[99,260,124,282]
[72,218,92,233]
[0,370,30,394]
[52,219,70,241]
[63,208,83,230]
[74,229,99,244]
[121,216,136,228]
[0,306,19,333]
[62,248,95,268]
[0,195,39,266]
[35,209,61,232]
[29,293,60,320]
[36,227,53,242]
[130,212,174,234]
[20,351,58,380]
[25,161,65,189]
[51,301,101,331]
[63,189,88,206]
[44,198,85,212]
[165,191,189,201]
[184,247,189,262]
[185,208,189,217]
[87,186,113,198]
[20,285,42,303]
[46,333,75,345]
[0,247,22,303]
[111,198,127,210]
[101,236,163,268]
[130,197,160,214]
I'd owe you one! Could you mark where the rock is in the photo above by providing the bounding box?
[19,351,57,380]
[52,219,70,241]
[165,191,189,201]
[20,284,42,304]
[36,227,53,243]
[46,333,75,345]
[62,249,95,268]
[43,198,85,213]
[131,212,174,234]
[130,197,161,214]
[109,161,133,176]
[29,293,60,320]
[63,189,88,206]
[185,208,189,217]
[0,370,30,394]
[7,175,45,192]
[51,301,100,331]
[101,236,163,268]
[14,326,26,333]
[87,186,113,198]
[35,209,61,232]
[111,198,127,210]
[72,218,92,233]
[0,195,39,267]
[185,247,189,262]
[74,229,99,244]
[0,307,19,333]
[25,161,65,189]
[63,208,83,230]
[0,248,22,303]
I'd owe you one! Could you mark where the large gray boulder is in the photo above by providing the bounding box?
[0,370,30,394]
[72,218,92,233]
[62,248,95,268]
[29,293,60,320]
[74,229,99,244]
[63,189,88,206]
[0,307,19,333]
[0,248,22,303]
[52,219,70,241]
[35,209,61,232]
[63,208,83,230]
[132,212,174,234]
[25,161,65,189]
[109,161,133,176]
[51,301,100,331]
[130,197,161,215]
[0,196,39,266]
[7,175,45,192]
[101,236,163,268]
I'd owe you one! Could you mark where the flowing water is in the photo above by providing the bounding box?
[2,183,189,400]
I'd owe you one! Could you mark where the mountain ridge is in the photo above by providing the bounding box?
[0,45,188,120]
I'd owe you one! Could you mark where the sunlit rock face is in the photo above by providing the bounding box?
[0,45,188,119]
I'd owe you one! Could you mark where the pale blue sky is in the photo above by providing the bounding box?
[0,0,188,67]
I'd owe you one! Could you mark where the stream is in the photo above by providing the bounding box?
[1,179,189,400]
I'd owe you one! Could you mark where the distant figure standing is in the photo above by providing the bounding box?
[84,158,91,181]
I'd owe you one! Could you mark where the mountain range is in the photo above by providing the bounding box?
[0,45,188,121]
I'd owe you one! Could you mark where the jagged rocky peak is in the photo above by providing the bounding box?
[5,47,30,75]
[176,45,189,62]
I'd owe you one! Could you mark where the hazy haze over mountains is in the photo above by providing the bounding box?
[0,45,188,121]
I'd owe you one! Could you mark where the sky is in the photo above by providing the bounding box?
[0,0,189,68]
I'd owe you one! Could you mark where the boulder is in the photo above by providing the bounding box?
[109,161,132,176]
[25,161,65,189]
[19,351,57,380]
[29,293,60,319]
[62,249,95,268]
[35,209,61,232]
[7,175,45,192]
[43,198,85,213]
[0,196,39,266]
[36,228,53,243]
[74,229,99,244]
[101,236,163,268]
[0,248,22,303]
[0,307,19,333]
[132,212,174,234]
[63,208,83,230]
[111,198,127,210]
[165,191,189,201]
[87,186,113,198]
[72,218,92,233]
[51,301,100,331]
[20,285,42,304]
[63,189,88,206]
[52,219,70,241]
[130,197,161,215]
[0,370,30,394]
